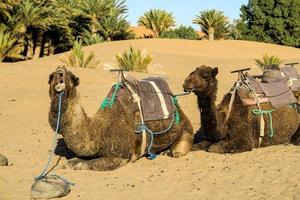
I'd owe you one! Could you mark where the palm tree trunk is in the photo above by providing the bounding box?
[39,33,47,58]
[32,30,40,59]
[208,27,215,41]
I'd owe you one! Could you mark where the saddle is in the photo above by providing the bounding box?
[240,67,299,108]
[103,75,177,122]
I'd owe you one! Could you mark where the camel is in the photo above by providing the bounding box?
[48,66,194,171]
[183,65,300,153]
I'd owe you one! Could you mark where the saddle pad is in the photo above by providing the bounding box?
[259,81,296,107]
[245,75,264,94]
[137,77,175,121]
[281,66,299,78]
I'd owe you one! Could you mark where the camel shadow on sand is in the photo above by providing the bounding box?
[54,139,76,160]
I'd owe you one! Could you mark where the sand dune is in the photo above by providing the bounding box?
[0,39,300,200]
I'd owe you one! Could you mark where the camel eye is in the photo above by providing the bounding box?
[202,74,209,79]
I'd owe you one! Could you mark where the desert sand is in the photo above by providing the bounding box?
[0,39,300,200]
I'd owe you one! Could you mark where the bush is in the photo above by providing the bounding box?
[115,46,152,72]
[255,54,283,71]
[160,26,199,40]
[61,40,100,68]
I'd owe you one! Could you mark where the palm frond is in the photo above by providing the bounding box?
[115,46,152,72]
[61,40,100,68]
[255,54,283,70]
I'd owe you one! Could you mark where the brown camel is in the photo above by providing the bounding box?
[48,66,194,170]
[183,65,300,153]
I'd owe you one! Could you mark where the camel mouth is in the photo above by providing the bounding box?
[54,70,66,93]
[183,87,194,93]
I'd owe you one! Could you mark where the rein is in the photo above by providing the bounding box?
[35,92,74,186]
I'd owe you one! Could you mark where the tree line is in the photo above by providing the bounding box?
[0,0,299,62]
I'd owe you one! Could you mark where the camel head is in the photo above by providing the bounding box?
[183,65,218,95]
[48,66,80,100]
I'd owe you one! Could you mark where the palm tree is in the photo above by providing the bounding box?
[0,30,23,62]
[98,9,130,41]
[138,9,176,37]
[193,9,229,41]
[79,0,112,38]
[15,0,56,59]
[0,0,15,20]
[80,0,128,40]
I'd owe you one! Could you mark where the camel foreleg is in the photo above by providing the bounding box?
[170,129,194,158]
[62,157,129,171]
[208,137,254,153]
[292,125,300,146]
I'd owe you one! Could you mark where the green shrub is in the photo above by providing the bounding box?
[115,46,152,72]
[0,30,23,62]
[160,26,199,40]
[255,54,283,71]
[61,40,100,68]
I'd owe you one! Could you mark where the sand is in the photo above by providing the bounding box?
[0,39,300,200]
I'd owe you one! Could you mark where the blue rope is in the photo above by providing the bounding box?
[135,113,175,160]
[35,92,74,186]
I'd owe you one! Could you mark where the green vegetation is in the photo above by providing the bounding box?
[0,0,131,62]
[160,26,199,40]
[0,30,24,62]
[115,46,152,72]
[255,54,283,70]
[61,40,100,68]
[193,9,229,40]
[239,0,300,47]
[138,9,176,37]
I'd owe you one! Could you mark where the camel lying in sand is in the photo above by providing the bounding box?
[48,66,193,170]
[183,65,300,153]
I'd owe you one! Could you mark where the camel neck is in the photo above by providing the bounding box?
[196,91,220,141]
[55,92,101,157]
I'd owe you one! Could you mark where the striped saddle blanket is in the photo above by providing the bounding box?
[244,72,297,108]
[105,75,176,122]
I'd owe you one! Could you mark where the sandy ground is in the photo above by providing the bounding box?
[0,39,300,200]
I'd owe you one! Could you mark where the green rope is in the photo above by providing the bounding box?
[100,98,109,110]
[171,96,180,124]
[100,83,121,110]
[252,109,275,138]
[108,83,121,108]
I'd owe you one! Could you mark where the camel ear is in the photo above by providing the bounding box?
[48,73,54,84]
[212,67,218,77]
[70,72,80,87]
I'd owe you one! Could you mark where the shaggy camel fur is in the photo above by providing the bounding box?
[183,65,300,153]
[48,66,194,171]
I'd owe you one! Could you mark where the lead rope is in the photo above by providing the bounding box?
[35,92,74,186]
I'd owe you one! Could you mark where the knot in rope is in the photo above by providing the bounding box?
[100,83,121,110]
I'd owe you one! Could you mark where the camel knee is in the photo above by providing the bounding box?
[170,131,193,157]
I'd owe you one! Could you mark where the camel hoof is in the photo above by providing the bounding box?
[192,141,212,151]
[208,144,225,153]
[0,154,8,166]
[172,151,186,158]
[63,158,89,170]
[31,176,70,199]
